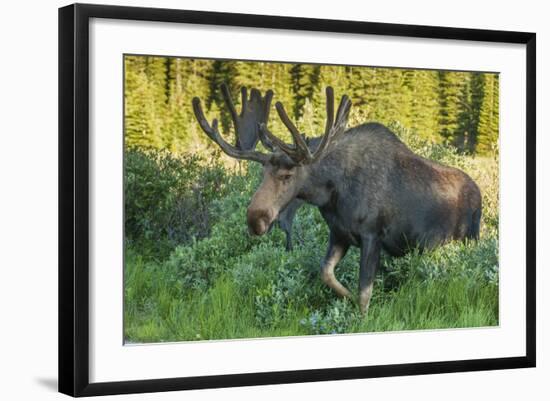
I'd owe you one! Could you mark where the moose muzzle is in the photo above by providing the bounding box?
[246,207,275,236]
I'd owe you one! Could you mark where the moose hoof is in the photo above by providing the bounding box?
[358,300,371,317]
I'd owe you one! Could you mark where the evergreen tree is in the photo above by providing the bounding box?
[207,60,238,134]
[124,56,167,149]
[263,62,294,142]
[402,70,440,140]
[164,58,211,153]
[454,73,473,151]
[315,65,349,134]
[235,60,266,90]
[477,74,499,154]
[290,64,321,121]
[372,68,405,124]
[466,72,485,153]
[437,71,464,145]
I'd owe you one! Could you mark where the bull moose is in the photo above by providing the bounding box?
[192,85,482,314]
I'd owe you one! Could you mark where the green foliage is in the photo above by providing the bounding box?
[124,55,499,155]
[300,299,359,335]
[124,122,499,342]
[477,74,500,154]
[124,148,228,257]
[290,64,321,121]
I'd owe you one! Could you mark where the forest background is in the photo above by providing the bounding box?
[124,56,499,156]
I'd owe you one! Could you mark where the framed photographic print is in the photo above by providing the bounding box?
[58,3,536,397]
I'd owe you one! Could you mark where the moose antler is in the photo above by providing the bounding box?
[259,87,351,165]
[192,83,272,164]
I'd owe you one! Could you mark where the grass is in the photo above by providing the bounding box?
[124,254,308,342]
[123,128,499,343]
[124,210,499,342]
[124,246,498,342]
[352,273,498,333]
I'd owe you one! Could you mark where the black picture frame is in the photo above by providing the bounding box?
[58,3,536,397]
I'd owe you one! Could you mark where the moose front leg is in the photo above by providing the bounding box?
[285,230,293,252]
[359,234,381,315]
[277,199,303,252]
[320,232,351,298]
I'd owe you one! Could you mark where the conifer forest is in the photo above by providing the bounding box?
[124,56,499,156]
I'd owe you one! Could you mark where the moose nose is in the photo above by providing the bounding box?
[247,208,273,236]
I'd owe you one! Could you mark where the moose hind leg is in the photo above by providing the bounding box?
[320,232,351,298]
[359,235,381,315]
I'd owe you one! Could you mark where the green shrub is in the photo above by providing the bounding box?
[124,149,228,257]
[300,299,359,335]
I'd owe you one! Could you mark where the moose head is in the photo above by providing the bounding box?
[192,86,351,237]
[248,88,351,236]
